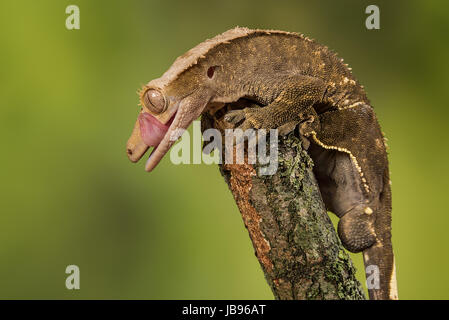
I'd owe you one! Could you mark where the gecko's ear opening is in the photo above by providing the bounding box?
[207,66,216,78]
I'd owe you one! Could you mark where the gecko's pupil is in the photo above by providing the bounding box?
[144,89,165,114]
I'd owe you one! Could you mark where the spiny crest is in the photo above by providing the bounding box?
[137,85,151,108]
[137,86,145,106]
[150,27,355,88]
[157,27,301,86]
[158,27,252,86]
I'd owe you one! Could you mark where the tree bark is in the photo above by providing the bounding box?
[202,106,366,300]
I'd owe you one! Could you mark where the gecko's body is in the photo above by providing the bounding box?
[126,27,397,300]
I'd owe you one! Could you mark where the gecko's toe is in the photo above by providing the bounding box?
[224,110,246,125]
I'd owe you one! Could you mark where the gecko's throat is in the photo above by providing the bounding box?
[139,112,173,147]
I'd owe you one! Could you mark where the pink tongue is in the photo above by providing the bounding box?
[139,112,171,147]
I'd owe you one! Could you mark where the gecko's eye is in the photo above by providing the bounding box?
[143,89,167,114]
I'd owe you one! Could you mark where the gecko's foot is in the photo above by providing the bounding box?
[338,204,377,253]
[225,107,272,132]
[224,104,261,127]
[224,109,246,126]
[223,107,264,148]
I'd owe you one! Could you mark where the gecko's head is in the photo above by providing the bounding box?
[125,27,241,172]
[126,73,214,172]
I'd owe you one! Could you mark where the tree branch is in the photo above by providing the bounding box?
[202,107,366,300]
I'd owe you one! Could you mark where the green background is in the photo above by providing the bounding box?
[0,0,448,299]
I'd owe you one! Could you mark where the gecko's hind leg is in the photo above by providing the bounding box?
[301,104,396,299]
[298,104,385,253]
[304,139,378,253]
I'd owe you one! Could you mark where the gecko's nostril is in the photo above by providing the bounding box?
[127,148,133,155]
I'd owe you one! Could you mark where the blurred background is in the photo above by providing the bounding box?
[0,0,448,299]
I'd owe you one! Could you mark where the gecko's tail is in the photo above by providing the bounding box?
[363,167,398,300]
[363,243,398,299]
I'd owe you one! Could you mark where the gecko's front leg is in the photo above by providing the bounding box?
[224,74,326,134]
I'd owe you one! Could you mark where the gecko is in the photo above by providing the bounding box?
[126,27,397,300]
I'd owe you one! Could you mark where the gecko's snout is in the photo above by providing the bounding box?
[126,138,149,163]
[126,115,150,163]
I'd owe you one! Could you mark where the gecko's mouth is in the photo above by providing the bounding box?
[126,111,176,164]
[139,112,174,147]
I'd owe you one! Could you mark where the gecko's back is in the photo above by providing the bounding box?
[168,27,369,109]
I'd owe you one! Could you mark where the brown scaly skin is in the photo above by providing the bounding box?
[126,27,397,300]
